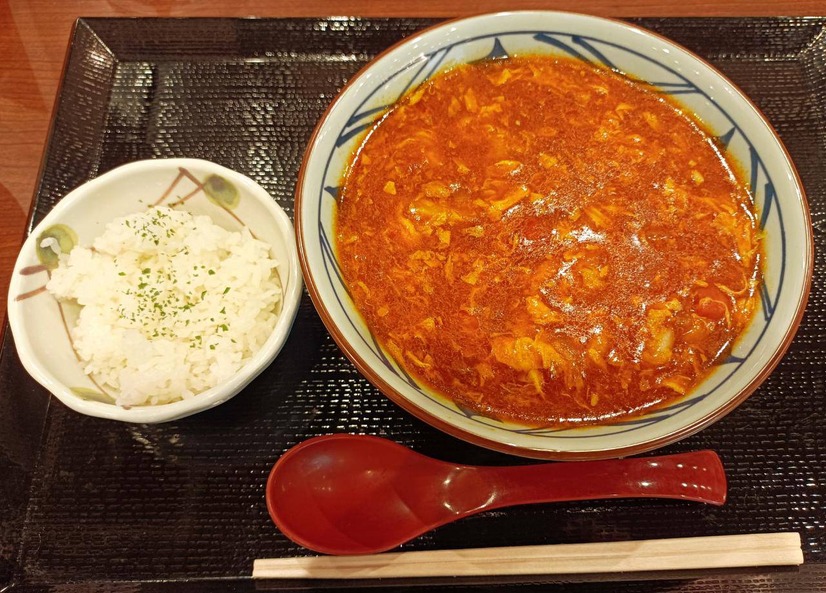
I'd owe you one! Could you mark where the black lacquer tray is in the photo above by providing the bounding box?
[1,17,825,593]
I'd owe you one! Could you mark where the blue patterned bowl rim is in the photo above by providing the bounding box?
[296,12,813,459]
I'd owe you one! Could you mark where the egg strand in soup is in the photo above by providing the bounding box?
[335,55,761,427]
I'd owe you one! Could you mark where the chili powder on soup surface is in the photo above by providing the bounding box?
[335,56,762,427]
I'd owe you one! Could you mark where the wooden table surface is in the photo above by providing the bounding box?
[3,0,826,323]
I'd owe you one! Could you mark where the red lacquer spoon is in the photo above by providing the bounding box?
[266,434,726,555]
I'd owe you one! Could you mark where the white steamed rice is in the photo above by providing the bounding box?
[46,206,282,407]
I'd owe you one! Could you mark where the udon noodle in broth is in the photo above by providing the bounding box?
[335,55,761,427]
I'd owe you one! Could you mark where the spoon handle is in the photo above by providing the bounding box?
[478,450,726,509]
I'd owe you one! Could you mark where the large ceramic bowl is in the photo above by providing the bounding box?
[296,12,813,459]
[9,158,302,423]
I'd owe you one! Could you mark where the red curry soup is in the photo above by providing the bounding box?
[335,55,762,427]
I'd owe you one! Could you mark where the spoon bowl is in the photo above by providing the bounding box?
[266,434,727,555]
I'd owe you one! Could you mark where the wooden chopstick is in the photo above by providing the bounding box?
[252,532,802,579]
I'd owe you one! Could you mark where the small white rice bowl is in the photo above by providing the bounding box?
[9,159,302,423]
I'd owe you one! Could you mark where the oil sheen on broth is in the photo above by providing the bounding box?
[335,56,761,427]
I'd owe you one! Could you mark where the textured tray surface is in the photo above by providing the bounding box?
[1,17,825,592]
